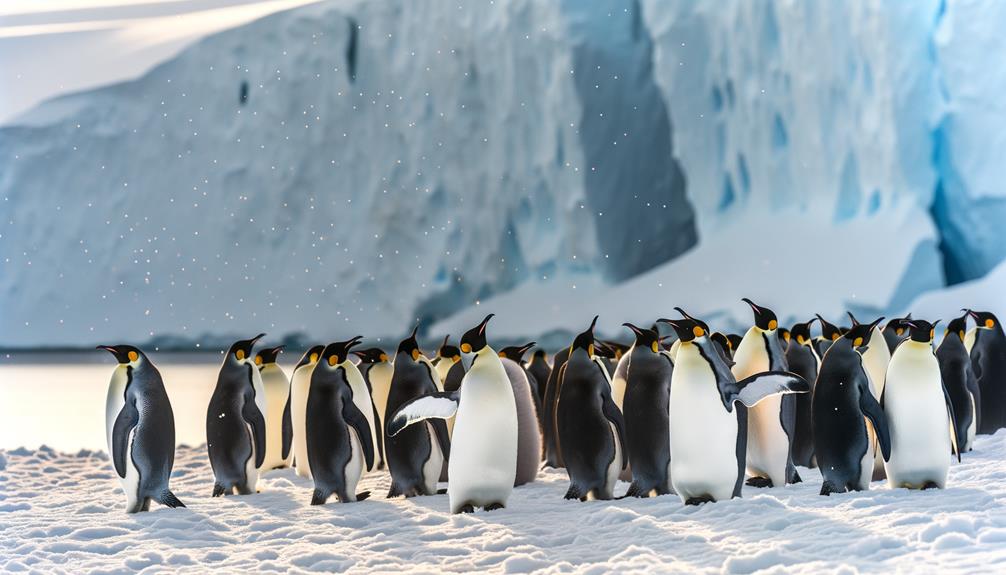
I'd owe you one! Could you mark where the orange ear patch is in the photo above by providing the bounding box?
[127,351,139,362]
[236,349,246,361]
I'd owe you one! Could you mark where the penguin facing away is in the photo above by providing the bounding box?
[306,340,375,504]
[812,320,891,495]
[542,346,571,469]
[938,313,980,452]
[255,345,293,471]
[620,323,675,498]
[884,319,960,489]
[388,314,519,513]
[207,334,268,496]
[526,350,551,406]
[882,314,912,354]
[290,345,325,479]
[555,317,627,501]
[354,346,393,469]
[966,310,1006,434]
[499,349,542,487]
[499,342,542,412]
[786,319,820,469]
[98,345,185,513]
[659,313,809,505]
[433,336,460,386]
[384,327,451,498]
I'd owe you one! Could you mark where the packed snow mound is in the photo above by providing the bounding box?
[4,436,1006,572]
[901,258,1006,323]
[0,0,696,347]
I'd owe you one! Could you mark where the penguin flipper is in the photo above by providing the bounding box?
[111,398,139,478]
[858,378,891,461]
[241,392,267,469]
[386,392,460,437]
[342,399,375,471]
[941,382,962,462]
[429,418,451,462]
[730,371,810,408]
[281,389,293,461]
[600,390,628,471]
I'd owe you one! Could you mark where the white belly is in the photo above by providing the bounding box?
[260,365,291,470]
[291,363,316,479]
[342,429,365,501]
[422,423,445,494]
[670,346,739,502]
[369,362,393,459]
[435,360,453,386]
[884,343,952,488]
[732,328,788,485]
[105,367,141,507]
[966,392,977,451]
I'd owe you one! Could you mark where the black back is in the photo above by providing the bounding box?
[970,315,1006,434]
[938,329,978,448]
[787,341,819,468]
[206,357,265,491]
[622,344,674,496]
[527,351,551,405]
[542,347,571,468]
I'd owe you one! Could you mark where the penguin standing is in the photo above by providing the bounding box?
[526,350,551,406]
[98,345,185,513]
[884,319,960,489]
[433,336,460,386]
[659,314,809,505]
[732,299,800,488]
[384,327,450,497]
[882,314,912,354]
[813,315,842,358]
[388,314,518,512]
[812,320,891,495]
[786,320,820,469]
[555,317,627,501]
[542,346,571,468]
[207,334,268,496]
[621,323,674,498]
[499,342,543,421]
[305,340,375,504]
[354,347,393,469]
[847,312,893,481]
[290,345,324,479]
[938,313,980,452]
[498,342,542,486]
[333,336,382,473]
[609,339,633,412]
[255,345,293,471]
[966,310,1006,434]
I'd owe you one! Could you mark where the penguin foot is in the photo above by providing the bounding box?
[211,484,226,498]
[789,470,803,484]
[355,491,372,502]
[745,477,773,488]
[921,481,940,490]
[684,495,715,506]
[484,502,505,511]
[436,488,448,495]
[819,481,838,496]
[563,484,583,501]
[457,504,476,514]
[310,489,329,505]
[158,490,186,508]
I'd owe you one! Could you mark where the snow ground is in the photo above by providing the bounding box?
[3,435,1005,573]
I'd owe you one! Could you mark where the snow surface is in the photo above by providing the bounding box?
[2,435,1006,573]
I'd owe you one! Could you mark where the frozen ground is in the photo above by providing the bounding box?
[2,434,1005,573]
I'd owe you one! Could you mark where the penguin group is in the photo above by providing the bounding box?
[97,305,1005,513]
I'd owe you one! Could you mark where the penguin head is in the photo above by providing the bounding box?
[602,340,630,360]
[815,315,842,341]
[352,347,389,364]
[742,298,779,332]
[254,345,284,367]
[843,317,885,349]
[569,316,599,356]
[323,336,364,367]
[96,344,146,365]
[789,319,817,346]
[904,319,939,343]
[499,341,536,362]
[295,344,326,369]
[710,332,732,357]
[226,333,265,363]
[657,314,708,344]
[778,327,791,345]
[965,309,1000,331]
[946,313,969,342]
[623,323,660,353]
[672,307,711,335]
[885,314,913,337]
[593,340,617,360]
[726,333,743,351]
[460,314,494,354]
[437,335,461,362]
[397,325,423,361]
[532,349,548,363]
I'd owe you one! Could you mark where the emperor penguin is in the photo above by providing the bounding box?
[621,323,674,498]
[710,332,734,362]
[659,313,809,505]
[98,345,185,513]
[384,326,450,497]
[388,314,519,512]
[884,319,961,489]
[497,342,542,486]
[786,320,820,469]
[966,310,1006,434]
[305,340,375,504]
[732,299,801,488]
[255,345,293,471]
[290,344,324,479]
[847,312,893,480]
[433,335,461,386]
[813,315,842,358]
[812,320,891,495]
[499,342,543,417]
[331,336,382,472]
[542,346,571,468]
[610,338,633,412]
[938,313,980,452]
[555,317,627,501]
[207,334,268,496]
[526,349,551,406]
[354,346,393,468]
[882,314,912,354]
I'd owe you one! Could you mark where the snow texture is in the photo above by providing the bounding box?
[2,435,1006,573]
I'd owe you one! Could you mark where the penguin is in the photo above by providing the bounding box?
[710,332,734,362]
[609,339,633,412]
[207,334,268,496]
[384,327,451,497]
[433,335,461,386]
[497,343,542,486]
[354,346,393,468]
[659,313,809,505]
[255,345,293,471]
[938,313,980,452]
[777,328,791,352]
[388,314,518,512]
[526,350,551,407]
[621,323,674,498]
[555,317,627,501]
[812,319,892,495]
[813,315,842,358]
[499,342,542,414]
[884,319,960,489]
[847,312,893,481]
[600,340,630,378]
[966,310,1006,434]
[882,314,912,354]
[305,340,375,504]
[332,336,381,473]
[290,344,324,479]
[542,345,571,468]
[786,320,820,469]
[732,299,800,488]
[98,345,185,513]
[726,334,743,354]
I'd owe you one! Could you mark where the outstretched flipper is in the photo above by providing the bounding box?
[860,378,891,461]
[600,386,628,470]
[241,390,267,469]
[111,398,139,478]
[342,400,375,471]
[386,392,460,436]
[281,390,293,461]
[726,371,810,410]
[942,382,962,462]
